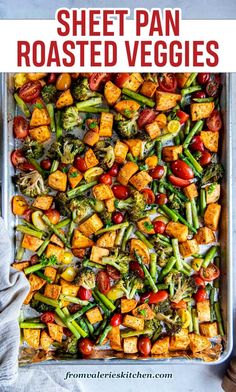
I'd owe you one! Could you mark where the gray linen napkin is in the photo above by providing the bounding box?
[0,217,30,386]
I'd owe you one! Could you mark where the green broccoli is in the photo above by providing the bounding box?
[94,141,115,169]
[75,268,96,290]
[165,272,197,304]
[41,84,57,104]
[22,137,44,159]
[201,162,224,185]
[99,209,112,227]
[115,113,138,139]
[111,273,144,299]
[114,190,147,222]
[168,193,185,212]
[55,192,71,216]
[65,336,78,354]
[31,299,54,313]
[72,78,97,101]
[154,299,182,335]
[62,106,83,131]
[17,171,48,197]
[47,135,85,164]
[69,197,94,223]
[144,318,162,340]
[102,249,132,275]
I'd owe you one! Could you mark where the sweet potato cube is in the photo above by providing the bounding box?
[86,307,103,324]
[188,333,211,353]
[29,274,46,291]
[169,328,190,351]
[194,227,215,245]
[22,234,43,251]
[56,89,73,109]
[140,80,157,98]
[84,148,99,169]
[123,337,138,354]
[48,170,67,192]
[165,221,188,243]
[24,290,35,305]
[90,245,109,264]
[145,121,161,139]
[122,73,143,91]
[99,112,113,137]
[45,243,64,262]
[121,299,137,314]
[32,195,53,210]
[50,232,64,248]
[117,162,139,186]
[197,300,211,322]
[96,231,116,248]
[30,107,51,127]
[105,198,115,212]
[183,183,198,201]
[23,329,40,349]
[130,238,150,264]
[78,214,104,237]
[114,140,129,164]
[60,280,79,297]
[162,145,183,161]
[205,183,220,204]
[12,195,28,216]
[176,73,191,88]
[156,91,181,111]
[29,126,51,143]
[72,229,94,249]
[47,323,63,343]
[122,315,144,331]
[200,322,218,338]
[190,102,214,121]
[115,100,140,118]
[137,217,155,235]
[68,167,83,189]
[12,261,30,271]
[204,203,221,231]
[129,171,152,191]
[104,81,121,106]
[83,130,99,146]
[41,330,53,351]
[132,303,155,320]
[44,266,57,283]
[201,130,219,152]
[124,139,142,157]
[108,326,123,351]
[44,284,61,300]
[151,337,170,355]
[92,184,114,200]
[179,239,199,258]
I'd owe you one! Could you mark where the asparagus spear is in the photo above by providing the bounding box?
[67,181,97,199]
[14,93,31,118]
[42,214,71,248]
[19,322,46,329]
[150,253,157,280]
[16,225,44,239]
[135,230,154,249]
[93,288,116,312]
[202,246,219,268]
[183,120,204,149]
[135,252,158,293]
[34,292,60,308]
[95,222,129,236]
[121,223,134,252]
[122,88,155,108]
[55,111,62,140]
[172,238,183,270]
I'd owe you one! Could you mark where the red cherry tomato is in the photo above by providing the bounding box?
[19,162,35,172]
[40,158,52,171]
[110,313,122,327]
[155,193,168,205]
[96,271,110,294]
[108,163,119,177]
[112,185,129,200]
[13,116,29,139]
[23,208,32,222]
[199,150,212,167]
[153,220,166,234]
[78,338,94,356]
[140,292,151,303]
[106,265,121,280]
[194,288,207,302]
[197,73,210,85]
[171,300,187,309]
[137,109,156,129]
[193,275,206,288]
[19,81,42,103]
[40,311,55,324]
[190,135,205,152]
[206,110,222,132]
[158,73,177,92]
[150,165,165,180]
[171,160,194,180]
[149,290,169,304]
[199,264,220,282]
[141,189,155,204]
[78,287,92,300]
[30,254,39,265]
[89,73,108,91]
[47,73,57,84]
[176,110,189,124]
[206,78,220,97]
[114,73,130,88]
[112,211,124,224]
[99,173,112,185]
[11,149,26,167]
[45,209,60,225]
[129,261,145,279]
[74,156,87,172]
[138,337,151,357]
[168,174,191,187]
[193,91,206,99]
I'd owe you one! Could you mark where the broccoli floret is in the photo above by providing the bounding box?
[102,249,132,275]
[62,106,83,131]
[69,197,94,223]
[31,299,54,313]
[72,78,97,101]
[75,268,96,290]
[145,73,158,83]
[94,141,115,169]
[165,272,197,304]
[154,299,182,335]
[144,318,162,339]
[65,336,78,354]
[47,140,62,160]
[201,163,224,185]
[47,135,85,164]
[115,114,138,139]
[168,193,184,212]
[17,170,47,197]
[41,84,57,104]
[55,192,71,216]
[114,190,147,222]
[112,273,144,299]
[99,209,112,227]
[22,137,44,159]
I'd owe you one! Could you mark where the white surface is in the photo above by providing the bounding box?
[0,1,235,391]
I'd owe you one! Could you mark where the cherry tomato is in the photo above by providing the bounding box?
[13,116,29,139]
[129,261,145,279]
[193,91,206,99]
[11,149,26,167]
[199,264,220,282]
[110,313,122,327]
[153,220,166,234]
[141,189,155,204]
[40,158,52,171]
[108,163,119,177]
[171,160,194,180]
[155,193,168,205]
[78,287,92,300]
[23,208,32,222]
[193,275,206,288]
[206,79,220,97]
[112,185,129,200]
[171,300,187,309]
[19,162,35,172]
[138,337,151,357]
[69,304,81,314]
[112,211,124,224]
[45,209,60,225]
[149,290,168,304]
[74,156,87,172]
[96,271,110,294]
[106,265,121,280]
[47,73,57,84]
[176,110,189,124]
[40,311,55,324]
[199,150,212,166]
[168,174,191,187]
[114,73,130,88]
[30,254,39,265]
[150,165,165,180]
[206,110,222,132]
[99,173,112,185]
[78,338,94,356]
[19,81,41,103]
[197,73,210,85]
[190,135,205,152]
[194,288,207,302]
[140,292,151,303]
[89,73,108,91]
[137,109,156,129]
[158,73,177,92]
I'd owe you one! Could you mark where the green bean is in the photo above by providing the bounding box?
[93,288,116,312]
[84,318,94,335]
[183,120,204,149]
[79,319,90,335]
[150,253,157,280]
[159,205,179,222]
[121,329,153,338]
[186,201,193,227]
[174,135,181,145]
[96,221,129,236]
[158,257,176,281]
[179,153,201,178]
[55,111,62,140]
[28,157,46,177]
[151,180,158,194]
[157,234,170,244]
[192,97,214,103]
[160,180,188,201]
[184,118,191,135]
[214,257,220,289]
[179,129,185,143]
[55,218,71,229]
[185,73,198,88]
[98,325,112,345]
[37,235,51,257]
[122,88,155,108]
[202,246,219,268]
[77,107,109,113]
[200,188,207,216]
[67,181,97,199]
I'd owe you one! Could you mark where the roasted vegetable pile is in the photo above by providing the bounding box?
[12,72,223,360]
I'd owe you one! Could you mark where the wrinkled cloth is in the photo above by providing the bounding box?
[0,217,30,386]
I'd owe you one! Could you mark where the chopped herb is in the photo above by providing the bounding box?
[143,221,154,231]
[69,171,78,178]
[88,121,98,129]
[139,309,147,317]
[34,103,43,109]
[139,164,149,171]
[208,183,217,194]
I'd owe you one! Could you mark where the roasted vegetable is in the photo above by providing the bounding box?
[114,190,146,222]
[94,141,115,169]
[62,106,83,131]
[22,137,44,159]
[201,163,224,185]
[165,272,197,303]
[48,135,85,164]
[41,84,57,103]
[102,249,132,274]
[75,268,96,290]
[72,78,98,101]
[17,171,47,197]
[114,113,139,139]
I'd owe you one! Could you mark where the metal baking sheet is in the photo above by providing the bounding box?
[0,73,233,365]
